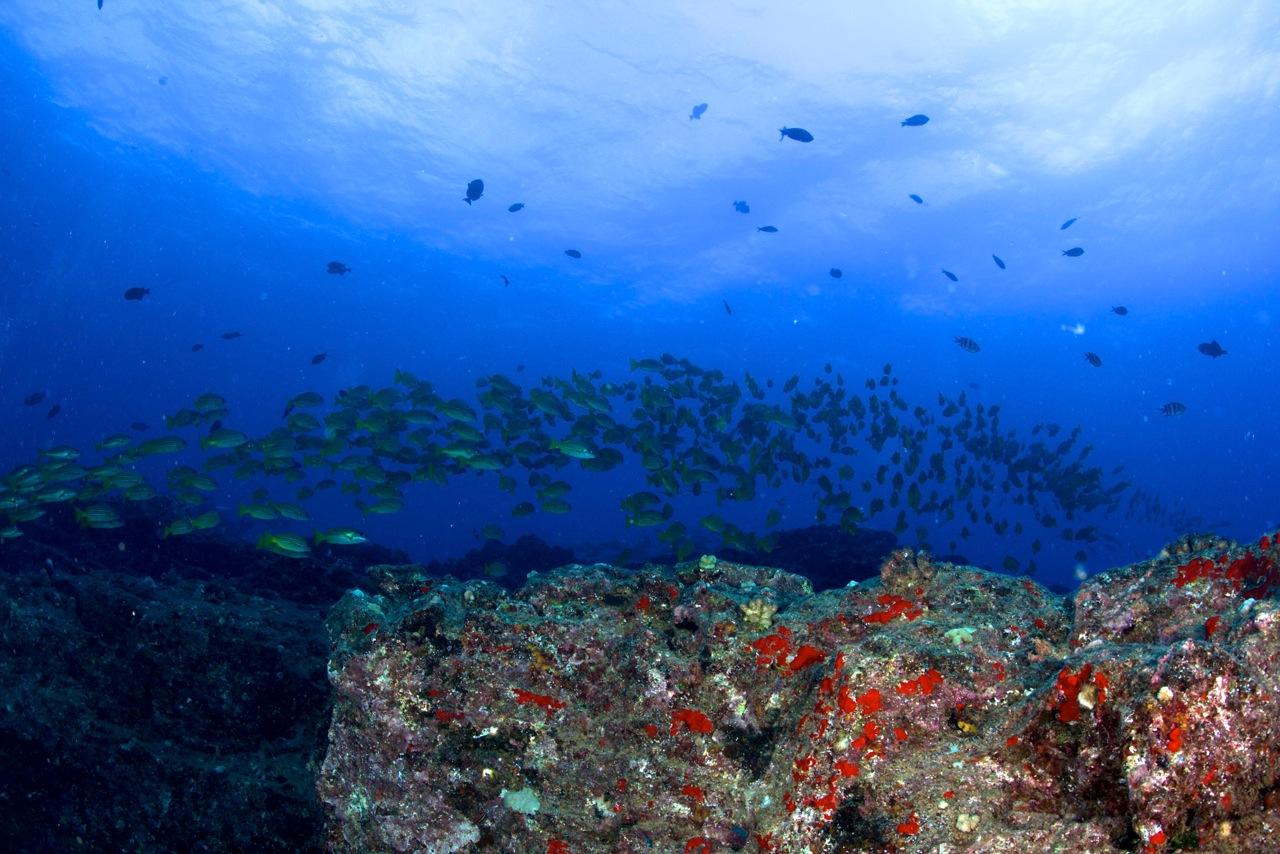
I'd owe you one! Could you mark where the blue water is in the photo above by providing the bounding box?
[2,5,1278,592]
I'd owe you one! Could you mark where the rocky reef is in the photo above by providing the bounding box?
[319,532,1280,853]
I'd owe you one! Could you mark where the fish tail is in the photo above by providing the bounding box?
[464,198,472,205]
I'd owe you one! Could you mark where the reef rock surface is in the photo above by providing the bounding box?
[319,532,1280,853]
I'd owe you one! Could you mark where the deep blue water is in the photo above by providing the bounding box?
[2,5,1278,592]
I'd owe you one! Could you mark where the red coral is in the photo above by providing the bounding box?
[788,644,826,672]
[513,688,566,718]
[671,708,714,735]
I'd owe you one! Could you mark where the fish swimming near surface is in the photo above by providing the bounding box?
[829,268,842,278]
[464,179,484,205]
[942,269,958,282]
[23,392,46,406]
[98,0,103,9]
[123,287,150,301]
[1062,247,1084,257]
[1060,217,1078,230]
[507,203,524,213]
[757,225,778,233]
[722,300,732,315]
[564,249,582,258]
[191,343,203,352]
[46,404,61,420]
[327,261,351,275]
[901,114,929,126]
[1198,340,1227,358]
[954,336,980,353]
[311,353,328,365]
[690,103,708,120]
[1084,352,1102,367]
[500,275,510,286]
[1160,401,1187,416]
[1111,305,1129,316]
[733,200,749,213]
[779,127,814,143]
[992,255,1006,270]
[908,194,923,204]
[221,331,242,340]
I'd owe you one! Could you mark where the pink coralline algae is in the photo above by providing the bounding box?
[318,534,1280,852]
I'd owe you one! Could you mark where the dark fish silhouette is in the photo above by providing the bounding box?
[723,300,732,315]
[191,343,204,352]
[46,404,61,420]
[757,225,778,233]
[1111,306,1129,316]
[1084,352,1102,367]
[733,200,750,214]
[565,249,582,258]
[954,336,980,353]
[942,269,958,282]
[1197,340,1227,358]
[1160,402,1187,416]
[992,255,1006,270]
[508,203,524,213]
[901,114,929,126]
[130,421,149,432]
[98,0,103,8]
[123,287,150,301]
[311,353,328,365]
[1060,217,1077,230]
[500,275,510,286]
[690,103,708,120]
[908,194,923,204]
[221,331,242,340]
[23,392,45,406]
[463,179,484,205]
[327,261,351,275]
[779,127,813,143]
[829,268,842,278]
[1062,247,1084,257]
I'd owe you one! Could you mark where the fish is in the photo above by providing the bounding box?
[908,194,923,204]
[1084,352,1102,367]
[123,287,150,301]
[901,114,929,126]
[311,353,327,365]
[829,268,842,278]
[565,249,582,259]
[98,0,103,9]
[130,421,149,431]
[191,343,204,352]
[221,331,242,340]
[76,504,124,529]
[464,178,484,205]
[723,300,732,315]
[1060,217,1077,230]
[46,404,61,420]
[733,201,749,213]
[1111,306,1128,316]
[992,255,1006,270]
[757,226,778,233]
[1062,247,1084,257]
[257,531,311,559]
[954,336,980,353]
[23,392,45,406]
[1160,402,1187,416]
[1197,340,1227,358]
[779,127,814,143]
[327,261,351,275]
[942,270,958,282]
[314,528,367,546]
[500,275,510,286]
[690,103,708,120]
[508,203,524,213]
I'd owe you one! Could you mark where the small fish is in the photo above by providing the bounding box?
[1197,340,1227,358]
[98,0,103,9]
[221,331,242,340]
[1111,306,1128,316]
[1060,217,1077,230]
[564,249,582,259]
[779,127,814,143]
[508,203,524,213]
[463,178,484,205]
[733,200,750,214]
[1084,352,1102,367]
[191,343,204,352]
[942,269,958,282]
[954,336,980,353]
[311,352,327,365]
[123,287,150,301]
[46,404,61,420]
[690,103,708,120]
[1062,247,1084,257]
[314,527,367,546]
[257,531,311,559]
[901,114,929,126]
[23,392,45,406]
[908,194,923,204]
[327,261,351,275]
[500,275,510,286]
[992,255,1006,270]
[1160,401,1187,417]
[723,299,732,315]
[757,225,778,233]
[829,268,842,278]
